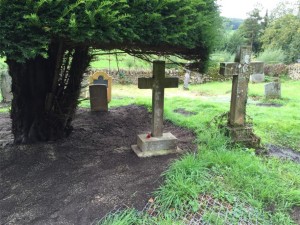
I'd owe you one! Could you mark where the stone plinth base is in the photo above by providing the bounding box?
[225,125,260,148]
[132,132,180,158]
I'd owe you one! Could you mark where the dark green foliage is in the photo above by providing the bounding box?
[261,14,300,63]
[224,31,245,54]
[0,0,222,70]
[0,0,222,143]
[238,8,265,53]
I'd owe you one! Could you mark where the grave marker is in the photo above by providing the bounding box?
[183,69,191,90]
[132,61,180,157]
[265,82,281,99]
[219,46,264,147]
[89,84,108,112]
[0,70,12,103]
[89,71,112,102]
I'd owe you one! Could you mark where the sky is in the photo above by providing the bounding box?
[217,0,298,18]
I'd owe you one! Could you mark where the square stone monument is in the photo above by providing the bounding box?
[89,84,108,112]
[265,82,281,99]
[89,71,112,102]
[132,61,180,157]
[219,46,264,147]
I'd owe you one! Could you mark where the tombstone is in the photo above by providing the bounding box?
[89,71,112,102]
[131,61,180,157]
[265,82,281,99]
[219,46,264,147]
[250,73,265,83]
[183,69,191,90]
[0,70,12,103]
[89,84,108,112]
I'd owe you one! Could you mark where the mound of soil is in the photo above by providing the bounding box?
[0,105,196,225]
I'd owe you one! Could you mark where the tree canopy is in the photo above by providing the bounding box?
[260,14,300,62]
[0,0,221,70]
[0,0,222,144]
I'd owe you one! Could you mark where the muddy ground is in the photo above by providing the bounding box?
[0,105,196,225]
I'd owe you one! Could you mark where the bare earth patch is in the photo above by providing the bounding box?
[0,105,196,225]
[256,103,283,108]
[266,144,300,163]
[174,108,197,117]
[292,206,300,225]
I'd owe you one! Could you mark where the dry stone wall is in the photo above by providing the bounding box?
[86,68,211,85]
[288,63,300,80]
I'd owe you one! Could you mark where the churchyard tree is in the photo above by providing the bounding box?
[237,8,265,53]
[0,0,221,144]
[260,14,300,63]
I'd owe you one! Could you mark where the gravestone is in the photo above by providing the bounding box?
[89,84,108,112]
[265,82,281,99]
[0,70,12,103]
[132,61,180,157]
[250,73,265,83]
[219,46,264,147]
[183,69,191,90]
[89,71,112,102]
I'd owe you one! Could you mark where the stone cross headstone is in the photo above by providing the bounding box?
[0,70,12,103]
[219,46,264,147]
[132,61,180,157]
[89,71,112,102]
[265,82,281,99]
[89,84,108,112]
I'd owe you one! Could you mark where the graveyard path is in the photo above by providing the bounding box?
[0,105,196,225]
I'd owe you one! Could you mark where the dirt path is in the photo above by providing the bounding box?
[0,105,196,225]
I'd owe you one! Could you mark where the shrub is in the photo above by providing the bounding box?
[256,49,286,64]
[264,64,288,77]
[210,51,234,62]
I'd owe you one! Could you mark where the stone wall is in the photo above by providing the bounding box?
[86,68,211,85]
[288,63,300,80]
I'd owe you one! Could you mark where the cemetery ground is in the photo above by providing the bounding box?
[0,79,300,224]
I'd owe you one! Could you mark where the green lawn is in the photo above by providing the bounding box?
[92,78,300,224]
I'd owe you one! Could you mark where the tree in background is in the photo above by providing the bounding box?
[0,0,221,144]
[260,14,300,63]
[237,8,265,53]
[224,31,245,54]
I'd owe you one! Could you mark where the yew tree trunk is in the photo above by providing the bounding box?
[7,42,91,144]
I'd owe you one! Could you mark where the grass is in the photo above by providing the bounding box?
[91,53,152,70]
[92,78,300,224]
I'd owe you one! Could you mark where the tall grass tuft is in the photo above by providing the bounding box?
[256,48,286,64]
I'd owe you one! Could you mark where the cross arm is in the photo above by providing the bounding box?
[219,62,239,76]
[138,78,154,89]
[162,77,179,88]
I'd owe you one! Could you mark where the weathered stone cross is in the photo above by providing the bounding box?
[219,46,264,147]
[220,46,264,127]
[138,60,178,137]
[132,60,179,157]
